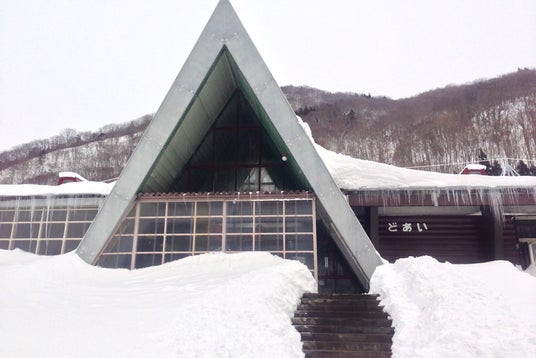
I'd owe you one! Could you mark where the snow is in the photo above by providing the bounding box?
[2,130,536,198]
[464,163,487,170]
[318,145,536,192]
[0,180,114,197]
[0,250,316,358]
[370,256,536,358]
[2,249,536,357]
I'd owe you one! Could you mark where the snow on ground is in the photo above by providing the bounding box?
[2,248,536,358]
[370,256,536,358]
[0,250,316,358]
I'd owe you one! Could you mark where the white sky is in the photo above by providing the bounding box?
[1,0,535,152]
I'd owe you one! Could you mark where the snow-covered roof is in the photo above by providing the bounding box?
[318,145,536,192]
[2,148,536,198]
[0,181,114,197]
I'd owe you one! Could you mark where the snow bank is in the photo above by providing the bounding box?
[0,250,316,358]
[370,256,536,357]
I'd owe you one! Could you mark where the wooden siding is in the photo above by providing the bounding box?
[378,216,487,264]
[503,216,521,265]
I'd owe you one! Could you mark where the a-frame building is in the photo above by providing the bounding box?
[76,0,382,290]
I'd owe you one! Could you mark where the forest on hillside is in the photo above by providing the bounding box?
[0,69,535,185]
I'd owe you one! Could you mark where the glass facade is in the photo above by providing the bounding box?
[97,195,317,277]
[171,91,298,193]
[0,197,104,255]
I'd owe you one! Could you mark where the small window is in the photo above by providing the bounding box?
[138,218,165,235]
[194,235,222,252]
[226,235,253,251]
[0,210,15,222]
[12,240,37,252]
[67,222,91,238]
[48,210,67,221]
[285,200,312,215]
[98,254,132,269]
[166,236,193,252]
[139,203,166,217]
[0,240,9,250]
[37,240,62,255]
[137,236,163,253]
[63,240,81,253]
[135,254,163,269]
[43,223,65,238]
[14,223,40,239]
[0,223,12,238]
[168,202,194,217]
[166,218,193,234]
[69,209,98,221]
[255,235,283,251]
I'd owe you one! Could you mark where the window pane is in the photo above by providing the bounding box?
[0,223,12,238]
[285,200,312,215]
[138,218,165,235]
[14,223,40,238]
[137,236,163,252]
[114,219,135,235]
[67,222,91,238]
[286,253,314,271]
[255,235,283,251]
[69,209,98,221]
[255,217,283,233]
[38,240,61,255]
[139,203,165,217]
[135,254,162,269]
[105,236,133,253]
[167,218,193,234]
[227,201,253,216]
[166,236,193,252]
[98,254,132,269]
[164,253,189,264]
[196,218,222,234]
[0,210,15,222]
[194,235,222,252]
[168,202,194,217]
[63,240,80,253]
[43,223,65,238]
[0,240,9,250]
[13,240,37,252]
[285,217,313,233]
[16,210,34,222]
[286,234,314,251]
[226,217,253,233]
[196,202,223,216]
[226,235,253,251]
[255,201,283,216]
[47,209,67,221]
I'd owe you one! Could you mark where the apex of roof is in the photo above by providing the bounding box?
[77,0,382,288]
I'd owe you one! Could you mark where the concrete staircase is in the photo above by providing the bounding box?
[292,293,394,358]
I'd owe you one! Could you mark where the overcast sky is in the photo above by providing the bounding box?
[1,0,535,151]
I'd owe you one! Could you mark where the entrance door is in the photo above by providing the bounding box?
[316,221,363,293]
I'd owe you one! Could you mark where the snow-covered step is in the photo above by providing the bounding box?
[293,293,393,357]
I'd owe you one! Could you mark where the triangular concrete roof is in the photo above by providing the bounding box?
[77,0,382,287]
